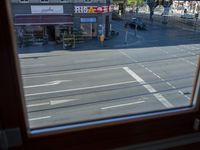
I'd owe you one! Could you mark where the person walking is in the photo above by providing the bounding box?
[99,34,105,46]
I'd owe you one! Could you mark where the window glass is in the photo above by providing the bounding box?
[60,0,69,3]
[19,0,29,3]
[10,0,199,130]
[40,0,49,3]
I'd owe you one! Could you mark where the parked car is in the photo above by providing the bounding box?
[112,12,122,20]
[129,18,146,30]
[181,13,194,19]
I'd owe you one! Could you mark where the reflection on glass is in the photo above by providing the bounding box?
[11,0,199,129]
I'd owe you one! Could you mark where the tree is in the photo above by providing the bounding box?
[112,0,128,15]
[146,0,172,22]
[146,0,159,21]
[127,0,144,7]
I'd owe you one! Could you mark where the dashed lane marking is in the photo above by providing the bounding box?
[123,67,174,108]
[23,67,123,79]
[101,101,145,110]
[24,80,71,88]
[118,50,138,61]
[27,99,78,107]
[26,80,137,97]
[29,116,51,121]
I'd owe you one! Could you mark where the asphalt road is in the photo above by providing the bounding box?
[19,21,200,129]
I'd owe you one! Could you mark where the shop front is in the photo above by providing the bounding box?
[14,14,73,46]
[80,17,97,37]
[74,5,113,38]
[14,5,73,46]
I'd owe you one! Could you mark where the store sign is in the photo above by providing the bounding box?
[31,6,63,14]
[74,5,113,14]
[80,18,96,23]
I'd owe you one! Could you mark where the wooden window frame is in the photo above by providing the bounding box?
[1,0,200,149]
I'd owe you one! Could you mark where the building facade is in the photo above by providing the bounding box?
[11,0,112,44]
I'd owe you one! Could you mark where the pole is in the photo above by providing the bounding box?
[124,30,128,44]
[73,34,75,48]
[135,24,137,37]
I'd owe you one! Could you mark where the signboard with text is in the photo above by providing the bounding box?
[31,5,64,14]
[74,6,113,14]
[80,18,96,23]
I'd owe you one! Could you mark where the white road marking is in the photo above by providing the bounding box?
[50,99,77,105]
[29,116,51,121]
[27,102,49,107]
[143,67,161,79]
[153,93,174,108]
[27,99,78,108]
[24,80,71,88]
[166,82,176,89]
[178,90,190,100]
[123,67,174,108]
[23,67,122,79]
[26,80,136,97]
[118,50,136,60]
[145,67,153,73]
[101,101,145,110]
[22,64,45,67]
[143,85,157,93]
[119,50,191,104]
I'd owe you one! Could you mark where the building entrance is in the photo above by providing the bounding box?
[46,26,55,41]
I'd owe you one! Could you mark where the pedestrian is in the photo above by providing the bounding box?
[136,7,139,16]
[184,9,187,15]
[99,34,104,46]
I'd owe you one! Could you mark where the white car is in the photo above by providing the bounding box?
[181,13,194,19]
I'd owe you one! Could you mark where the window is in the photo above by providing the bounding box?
[60,0,69,3]
[19,0,29,3]
[10,0,200,129]
[40,0,49,3]
[2,0,200,149]
[84,0,92,3]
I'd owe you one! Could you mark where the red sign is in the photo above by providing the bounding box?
[74,5,113,14]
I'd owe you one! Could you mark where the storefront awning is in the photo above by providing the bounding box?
[14,15,73,26]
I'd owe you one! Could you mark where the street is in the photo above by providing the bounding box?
[19,21,199,129]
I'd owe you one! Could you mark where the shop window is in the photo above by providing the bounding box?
[84,0,92,3]
[60,0,69,3]
[19,0,29,3]
[40,0,49,3]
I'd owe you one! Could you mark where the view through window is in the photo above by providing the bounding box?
[11,0,200,130]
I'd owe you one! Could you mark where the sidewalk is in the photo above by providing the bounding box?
[123,12,200,32]
[19,22,140,58]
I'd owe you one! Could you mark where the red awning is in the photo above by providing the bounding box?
[14,15,73,25]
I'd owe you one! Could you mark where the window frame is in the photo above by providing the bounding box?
[1,0,200,149]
